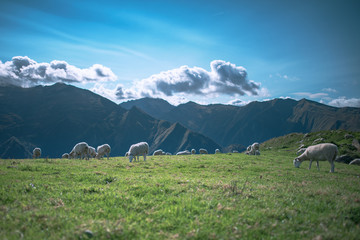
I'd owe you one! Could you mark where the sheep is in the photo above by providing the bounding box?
[191,149,196,154]
[128,142,149,162]
[176,150,191,155]
[32,148,41,159]
[96,144,111,160]
[199,148,208,154]
[293,143,338,173]
[246,145,252,152]
[153,149,165,156]
[246,142,260,155]
[69,142,89,160]
[62,153,69,159]
[88,146,97,159]
[215,149,221,154]
[251,142,260,152]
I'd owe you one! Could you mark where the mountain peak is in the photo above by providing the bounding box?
[120,97,175,119]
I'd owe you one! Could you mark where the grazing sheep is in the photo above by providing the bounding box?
[153,149,165,156]
[96,144,111,160]
[293,143,338,173]
[69,142,89,160]
[166,152,172,155]
[246,142,260,155]
[252,142,260,151]
[246,145,252,152]
[128,142,149,162]
[176,150,191,155]
[32,148,41,159]
[87,146,97,159]
[199,148,208,154]
[191,149,196,154]
[62,153,69,159]
[215,149,221,154]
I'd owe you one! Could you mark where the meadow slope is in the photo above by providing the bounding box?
[1,150,360,239]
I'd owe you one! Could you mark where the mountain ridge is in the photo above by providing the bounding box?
[0,83,220,158]
[122,97,360,148]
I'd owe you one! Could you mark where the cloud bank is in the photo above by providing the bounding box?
[0,56,117,87]
[328,97,360,108]
[115,60,262,100]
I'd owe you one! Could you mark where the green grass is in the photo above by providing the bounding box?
[1,151,360,239]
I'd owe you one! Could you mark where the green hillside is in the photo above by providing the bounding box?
[261,130,360,159]
[1,151,360,239]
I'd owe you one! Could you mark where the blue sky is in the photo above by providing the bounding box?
[0,0,359,107]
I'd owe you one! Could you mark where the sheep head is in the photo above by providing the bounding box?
[293,158,302,168]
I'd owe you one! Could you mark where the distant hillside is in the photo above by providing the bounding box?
[261,130,360,160]
[0,83,220,158]
[123,97,360,148]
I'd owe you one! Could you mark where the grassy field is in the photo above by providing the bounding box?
[1,149,360,239]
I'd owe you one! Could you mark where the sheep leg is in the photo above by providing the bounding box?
[308,159,313,170]
[330,161,335,173]
[316,160,320,171]
[143,154,146,161]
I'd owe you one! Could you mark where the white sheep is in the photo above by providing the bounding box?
[246,142,260,155]
[88,146,97,159]
[62,153,69,159]
[246,145,252,152]
[215,149,221,154]
[96,144,111,160]
[32,148,41,159]
[199,148,208,154]
[128,142,149,162]
[191,149,196,154]
[293,143,338,173]
[69,142,89,160]
[176,150,191,155]
[153,149,165,156]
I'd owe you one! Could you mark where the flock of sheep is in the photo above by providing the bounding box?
[32,142,111,160]
[31,140,342,173]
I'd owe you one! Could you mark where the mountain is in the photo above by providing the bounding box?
[0,83,220,158]
[120,97,175,119]
[123,97,360,148]
[0,136,34,159]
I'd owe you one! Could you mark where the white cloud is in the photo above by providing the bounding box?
[227,99,251,106]
[270,73,300,82]
[322,88,337,93]
[293,92,329,99]
[0,56,117,87]
[115,60,266,101]
[328,97,360,108]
